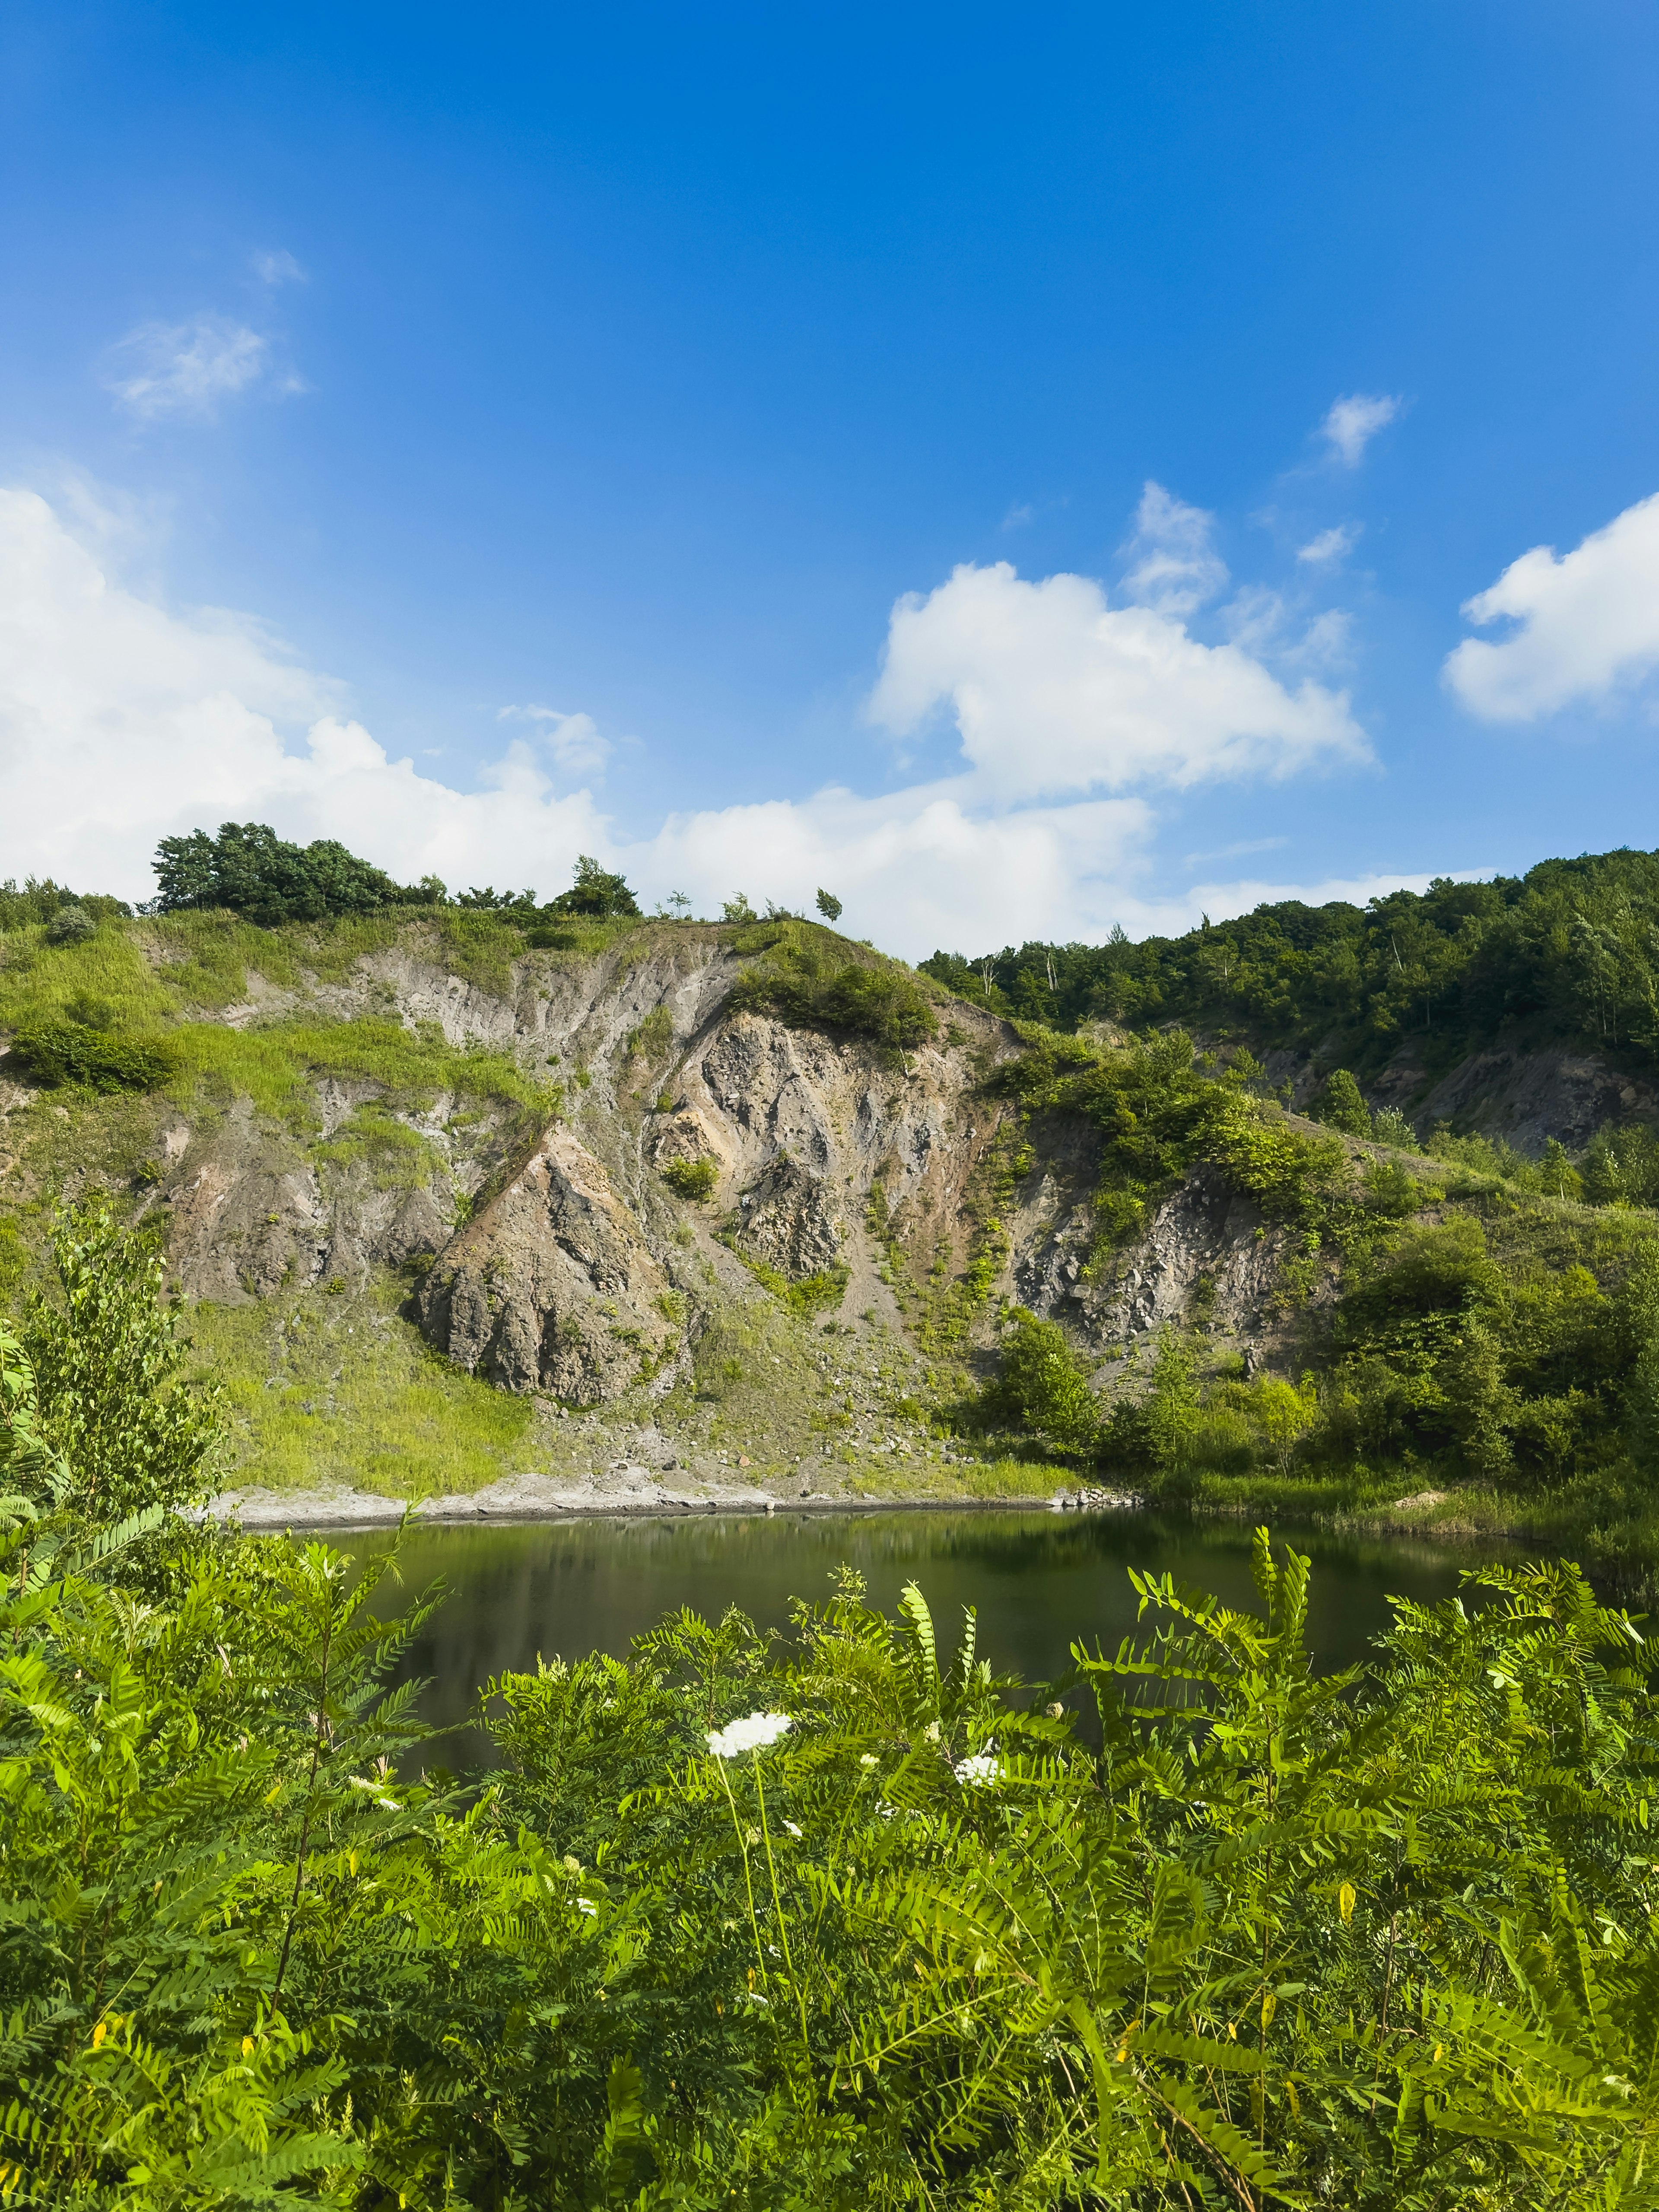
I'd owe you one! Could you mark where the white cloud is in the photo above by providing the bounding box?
[252,248,307,286]
[1319,393,1399,468]
[0,489,607,899]
[497,703,612,775]
[1297,523,1358,565]
[1443,490,1659,722]
[866,558,1367,800]
[1120,481,1227,614]
[1106,868,1473,944]
[0,488,1390,962]
[104,315,272,421]
[646,782,1153,953]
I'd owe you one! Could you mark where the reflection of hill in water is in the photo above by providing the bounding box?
[341,1511,1505,1751]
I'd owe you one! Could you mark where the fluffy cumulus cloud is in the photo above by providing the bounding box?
[0,487,1398,960]
[865,557,1367,799]
[1443,490,1659,722]
[1319,393,1399,468]
[0,489,609,897]
[496,703,611,775]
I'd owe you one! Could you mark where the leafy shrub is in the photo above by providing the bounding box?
[19,1197,223,1524]
[1370,1103,1417,1147]
[9,1020,177,1092]
[724,1243,849,1318]
[963,1308,1098,1451]
[42,902,96,945]
[1581,1120,1659,1206]
[662,1157,718,1200]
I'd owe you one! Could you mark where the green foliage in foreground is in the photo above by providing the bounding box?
[0,1462,1657,2207]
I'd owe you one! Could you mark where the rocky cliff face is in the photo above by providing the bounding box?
[3,910,1650,1507]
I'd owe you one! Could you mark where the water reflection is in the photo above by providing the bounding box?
[341,1509,1504,1763]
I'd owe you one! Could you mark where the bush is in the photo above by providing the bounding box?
[9,1021,177,1092]
[662,1157,718,1201]
[42,902,96,945]
[18,1197,223,1523]
[966,1308,1098,1451]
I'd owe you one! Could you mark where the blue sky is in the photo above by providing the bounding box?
[3,2,1659,954]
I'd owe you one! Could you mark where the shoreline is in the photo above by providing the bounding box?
[205,1472,1510,1544]
[205,1475,1145,1530]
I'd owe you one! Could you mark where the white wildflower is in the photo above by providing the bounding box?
[859,1754,879,1769]
[954,1753,999,1787]
[576,1900,598,1916]
[784,1820,803,1838]
[923,1721,941,1745]
[707,1711,793,1759]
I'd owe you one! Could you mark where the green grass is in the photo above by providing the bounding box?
[190,1279,543,1499]
[166,1017,560,1128]
[848,1456,1063,1502]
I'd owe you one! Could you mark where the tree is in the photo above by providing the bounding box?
[722,893,758,923]
[1143,1325,1201,1473]
[21,1197,223,1520]
[1251,1373,1319,1471]
[815,889,842,924]
[548,854,641,920]
[152,822,439,926]
[1318,1068,1371,1136]
[977,1309,1098,1451]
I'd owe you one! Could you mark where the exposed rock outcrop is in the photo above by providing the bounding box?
[417,1125,675,1402]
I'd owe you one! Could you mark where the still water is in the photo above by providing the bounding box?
[342,1508,1501,1759]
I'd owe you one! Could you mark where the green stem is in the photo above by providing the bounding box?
[715,1754,768,1998]
[753,1752,810,2048]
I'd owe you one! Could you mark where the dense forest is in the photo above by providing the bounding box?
[922,845,1659,1078]
[2,1207,1659,2209]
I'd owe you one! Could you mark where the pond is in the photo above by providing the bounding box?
[342,1507,1503,1762]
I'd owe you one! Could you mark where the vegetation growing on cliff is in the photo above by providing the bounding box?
[727,919,939,1054]
[963,1021,1659,1581]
